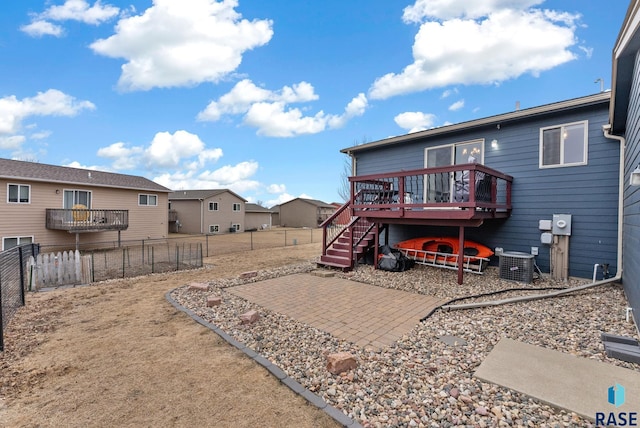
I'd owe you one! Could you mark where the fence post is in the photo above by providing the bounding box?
[176,246,179,271]
[122,248,125,279]
[311,228,313,243]
[251,231,253,250]
[199,243,203,267]
[285,230,287,247]
[0,263,4,352]
[206,234,209,257]
[142,239,145,265]
[18,246,25,306]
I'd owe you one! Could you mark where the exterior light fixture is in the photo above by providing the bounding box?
[491,139,498,149]
[631,165,640,186]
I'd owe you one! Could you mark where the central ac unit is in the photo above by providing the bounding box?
[499,251,534,283]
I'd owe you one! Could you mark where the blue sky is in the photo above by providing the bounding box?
[0,0,630,207]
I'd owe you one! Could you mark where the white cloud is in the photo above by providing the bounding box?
[199,79,368,137]
[96,130,224,172]
[197,79,318,121]
[0,90,95,139]
[441,88,458,99]
[0,136,26,150]
[153,160,261,194]
[267,183,286,193]
[394,111,437,133]
[20,21,64,37]
[198,161,258,184]
[402,0,543,21]
[449,99,465,111]
[90,0,273,91]
[21,0,120,37]
[145,130,208,168]
[42,0,120,25]
[64,161,108,171]
[97,141,144,169]
[370,2,581,99]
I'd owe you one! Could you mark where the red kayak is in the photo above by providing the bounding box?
[394,236,494,264]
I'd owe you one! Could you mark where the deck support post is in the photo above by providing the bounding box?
[373,224,380,270]
[457,226,465,285]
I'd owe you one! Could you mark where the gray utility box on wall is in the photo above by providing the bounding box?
[499,251,535,283]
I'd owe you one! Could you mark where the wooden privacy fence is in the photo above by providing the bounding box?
[27,250,91,290]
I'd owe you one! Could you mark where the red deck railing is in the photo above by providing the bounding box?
[349,163,512,222]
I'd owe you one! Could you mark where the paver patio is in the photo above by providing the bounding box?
[228,272,446,350]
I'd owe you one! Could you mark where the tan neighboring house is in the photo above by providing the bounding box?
[168,189,247,234]
[278,198,336,228]
[245,203,273,230]
[0,158,171,250]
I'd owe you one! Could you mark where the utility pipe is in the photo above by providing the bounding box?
[442,124,626,312]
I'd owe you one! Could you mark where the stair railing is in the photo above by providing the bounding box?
[320,198,354,256]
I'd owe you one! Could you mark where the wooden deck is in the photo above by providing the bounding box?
[46,209,129,232]
[350,163,512,226]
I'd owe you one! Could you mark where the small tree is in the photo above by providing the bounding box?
[338,136,369,202]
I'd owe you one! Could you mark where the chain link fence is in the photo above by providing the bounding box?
[1,244,39,351]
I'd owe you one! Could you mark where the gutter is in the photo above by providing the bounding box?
[440,124,626,312]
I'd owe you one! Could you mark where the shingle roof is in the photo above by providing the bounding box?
[0,158,171,192]
[168,189,247,201]
[245,203,273,213]
[282,197,335,208]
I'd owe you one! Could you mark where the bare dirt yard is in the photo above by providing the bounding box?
[0,241,341,428]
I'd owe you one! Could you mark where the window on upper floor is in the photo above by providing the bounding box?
[2,236,33,250]
[139,194,158,206]
[540,121,588,168]
[64,189,92,209]
[232,203,241,212]
[209,202,219,211]
[8,184,30,204]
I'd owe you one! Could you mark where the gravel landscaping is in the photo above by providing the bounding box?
[170,260,638,428]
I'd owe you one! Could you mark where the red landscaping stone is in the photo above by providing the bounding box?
[240,271,258,279]
[239,310,260,325]
[207,296,222,307]
[188,282,209,291]
[326,352,357,375]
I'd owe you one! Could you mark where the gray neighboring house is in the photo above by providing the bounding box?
[278,198,336,228]
[609,0,640,328]
[168,189,246,234]
[245,203,273,230]
[338,91,618,280]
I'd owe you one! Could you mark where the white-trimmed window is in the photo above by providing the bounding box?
[139,194,158,206]
[232,203,241,212]
[209,224,219,233]
[231,223,241,231]
[64,189,91,209]
[3,236,33,250]
[8,184,30,204]
[208,202,219,211]
[540,121,588,168]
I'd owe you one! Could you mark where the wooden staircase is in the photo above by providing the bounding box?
[318,199,380,271]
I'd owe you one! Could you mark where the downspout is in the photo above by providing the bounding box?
[441,124,625,310]
[199,199,204,234]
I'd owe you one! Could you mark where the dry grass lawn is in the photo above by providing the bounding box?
[0,242,341,428]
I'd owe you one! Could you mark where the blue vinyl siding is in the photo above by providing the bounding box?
[623,49,640,326]
[354,100,619,279]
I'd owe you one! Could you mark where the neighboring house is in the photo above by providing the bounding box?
[245,203,273,230]
[326,92,618,280]
[608,0,640,327]
[168,189,247,234]
[0,158,171,250]
[279,198,337,228]
[271,205,281,226]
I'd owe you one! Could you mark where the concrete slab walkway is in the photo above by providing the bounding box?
[475,338,640,421]
[228,272,445,350]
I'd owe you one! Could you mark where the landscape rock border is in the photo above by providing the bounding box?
[165,290,363,428]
